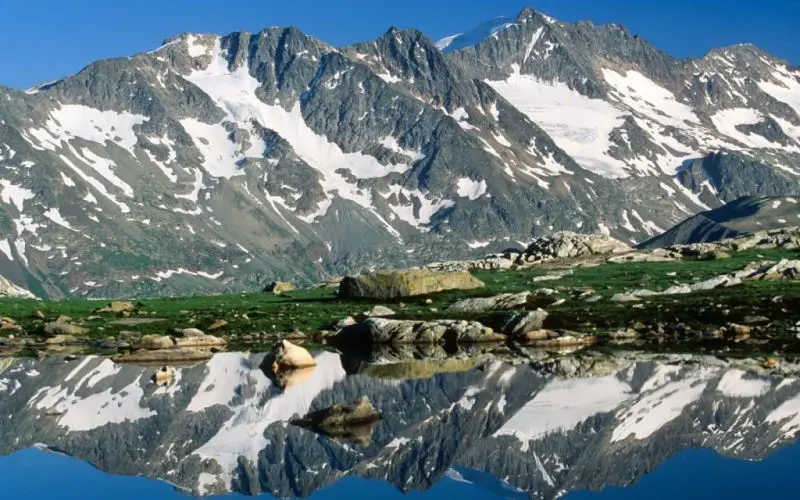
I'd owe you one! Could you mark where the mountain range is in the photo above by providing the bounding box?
[0,6,799,298]
[1,353,799,498]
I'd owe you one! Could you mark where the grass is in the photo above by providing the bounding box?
[1,247,799,356]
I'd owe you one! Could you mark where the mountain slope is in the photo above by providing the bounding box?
[638,195,800,248]
[0,7,798,297]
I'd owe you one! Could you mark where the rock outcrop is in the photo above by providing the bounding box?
[0,275,36,299]
[518,232,631,263]
[333,318,504,344]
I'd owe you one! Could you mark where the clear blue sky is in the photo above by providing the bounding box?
[1,0,798,89]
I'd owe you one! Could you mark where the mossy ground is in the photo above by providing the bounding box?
[1,247,799,355]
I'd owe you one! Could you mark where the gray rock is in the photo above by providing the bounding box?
[504,309,549,338]
[448,292,530,313]
[365,306,397,317]
[334,317,504,344]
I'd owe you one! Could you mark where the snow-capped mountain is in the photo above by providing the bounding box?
[2,353,800,498]
[0,6,798,297]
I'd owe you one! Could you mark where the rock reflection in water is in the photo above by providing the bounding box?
[1,350,800,499]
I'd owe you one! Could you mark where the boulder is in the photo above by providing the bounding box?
[335,316,357,329]
[0,319,21,332]
[338,269,484,299]
[271,340,317,370]
[365,305,396,317]
[334,318,504,344]
[43,321,90,337]
[134,334,175,350]
[264,281,295,295]
[290,396,381,445]
[94,301,136,314]
[448,292,530,313]
[503,309,549,338]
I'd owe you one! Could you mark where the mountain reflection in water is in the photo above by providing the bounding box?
[1,351,799,499]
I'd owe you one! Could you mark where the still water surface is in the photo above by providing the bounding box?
[0,351,797,499]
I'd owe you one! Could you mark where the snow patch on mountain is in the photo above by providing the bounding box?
[488,66,628,177]
[25,105,147,155]
[184,40,411,222]
[456,178,488,200]
[0,180,35,211]
[436,16,516,53]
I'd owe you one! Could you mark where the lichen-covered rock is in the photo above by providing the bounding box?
[94,301,136,313]
[449,292,530,313]
[339,269,484,299]
[134,335,175,350]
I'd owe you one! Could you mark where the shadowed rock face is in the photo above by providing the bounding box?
[638,195,800,248]
[1,352,800,498]
[1,9,799,298]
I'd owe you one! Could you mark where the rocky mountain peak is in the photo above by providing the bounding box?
[0,9,798,298]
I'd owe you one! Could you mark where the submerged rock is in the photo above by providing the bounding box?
[338,269,484,299]
[153,365,175,385]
